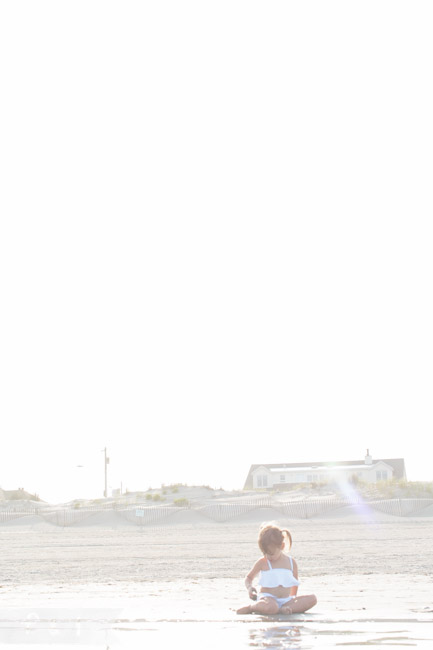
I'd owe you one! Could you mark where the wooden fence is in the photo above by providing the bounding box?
[0,497,432,526]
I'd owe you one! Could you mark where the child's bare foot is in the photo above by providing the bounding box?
[279,604,293,615]
[236,605,252,615]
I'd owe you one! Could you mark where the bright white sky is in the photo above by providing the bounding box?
[1,1,432,504]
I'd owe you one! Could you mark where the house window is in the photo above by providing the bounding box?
[307,475,313,482]
[280,475,285,482]
[257,475,268,487]
[376,471,387,481]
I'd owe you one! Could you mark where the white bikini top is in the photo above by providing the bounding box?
[258,557,300,588]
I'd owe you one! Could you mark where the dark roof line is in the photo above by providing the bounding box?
[249,458,403,469]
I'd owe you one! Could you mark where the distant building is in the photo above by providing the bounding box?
[243,450,406,490]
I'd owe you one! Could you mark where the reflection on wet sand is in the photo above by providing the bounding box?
[249,625,302,649]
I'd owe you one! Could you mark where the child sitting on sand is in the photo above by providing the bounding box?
[236,523,317,615]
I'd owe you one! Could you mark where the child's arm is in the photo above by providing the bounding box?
[290,558,299,596]
[244,559,263,600]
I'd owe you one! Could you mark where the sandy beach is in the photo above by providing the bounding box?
[0,499,432,649]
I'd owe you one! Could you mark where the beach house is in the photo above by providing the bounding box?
[243,450,406,490]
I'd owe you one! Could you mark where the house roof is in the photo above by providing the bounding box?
[268,462,391,473]
[243,458,406,489]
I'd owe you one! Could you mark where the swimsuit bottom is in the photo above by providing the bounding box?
[258,592,294,609]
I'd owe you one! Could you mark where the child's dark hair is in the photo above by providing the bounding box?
[258,524,292,554]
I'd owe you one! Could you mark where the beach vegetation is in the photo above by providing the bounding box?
[173,498,189,507]
[165,483,185,492]
[363,479,433,499]
[311,481,328,489]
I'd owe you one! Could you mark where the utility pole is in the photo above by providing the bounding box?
[102,447,110,497]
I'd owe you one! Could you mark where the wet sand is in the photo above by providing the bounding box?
[0,514,432,648]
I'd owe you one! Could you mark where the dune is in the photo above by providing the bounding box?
[0,514,48,527]
[156,508,211,526]
[223,506,288,524]
[315,503,400,522]
[411,503,433,517]
[1,488,431,530]
[71,510,134,528]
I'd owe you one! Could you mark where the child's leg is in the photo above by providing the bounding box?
[280,594,317,614]
[237,596,280,615]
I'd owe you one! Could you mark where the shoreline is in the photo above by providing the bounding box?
[0,575,432,649]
